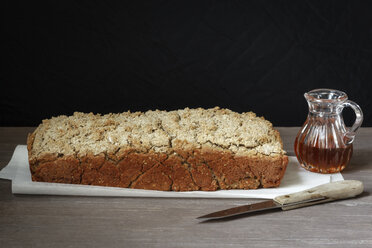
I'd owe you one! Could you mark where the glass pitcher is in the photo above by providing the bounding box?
[294,89,363,173]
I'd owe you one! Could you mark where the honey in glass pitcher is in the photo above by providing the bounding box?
[294,89,363,174]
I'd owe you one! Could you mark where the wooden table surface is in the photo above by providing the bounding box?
[1,127,371,248]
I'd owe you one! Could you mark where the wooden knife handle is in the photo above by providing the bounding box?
[274,180,364,210]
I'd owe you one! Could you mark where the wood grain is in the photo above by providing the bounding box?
[1,127,372,248]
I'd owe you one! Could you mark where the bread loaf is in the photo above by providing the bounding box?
[27,107,288,191]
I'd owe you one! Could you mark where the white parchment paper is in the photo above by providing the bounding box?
[0,145,344,199]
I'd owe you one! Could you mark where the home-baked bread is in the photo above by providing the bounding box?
[27,107,288,191]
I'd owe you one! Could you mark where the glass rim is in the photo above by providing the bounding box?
[304,88,348,103]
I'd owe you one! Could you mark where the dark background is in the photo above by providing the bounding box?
[2,0,372,126]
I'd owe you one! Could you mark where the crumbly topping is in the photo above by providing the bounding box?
[29,107,286,160]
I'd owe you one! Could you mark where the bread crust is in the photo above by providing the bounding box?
[26,108,289,191]
[28,142,288,191]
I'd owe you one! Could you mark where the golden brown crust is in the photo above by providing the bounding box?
[29,148,288,191]
[28,107,287,161]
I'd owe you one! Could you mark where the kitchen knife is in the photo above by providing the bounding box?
[197,180,363,221]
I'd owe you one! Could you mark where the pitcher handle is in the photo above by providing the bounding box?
[342,100,363,145]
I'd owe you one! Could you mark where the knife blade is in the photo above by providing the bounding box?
[197,180,363,221]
